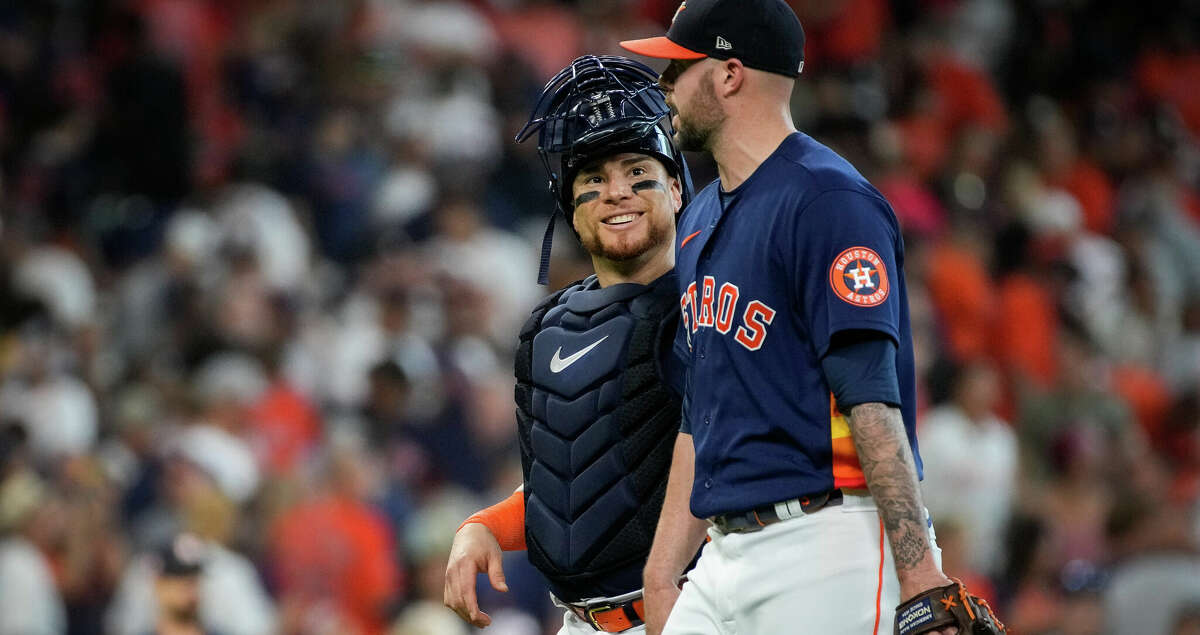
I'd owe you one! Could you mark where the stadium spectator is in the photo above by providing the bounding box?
[920,359,1017,577]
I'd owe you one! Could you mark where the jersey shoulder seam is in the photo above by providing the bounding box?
[794,186,891,222]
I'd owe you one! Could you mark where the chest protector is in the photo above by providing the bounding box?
[515,273,682,602]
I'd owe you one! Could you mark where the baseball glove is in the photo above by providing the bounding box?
[894,579,1006,635]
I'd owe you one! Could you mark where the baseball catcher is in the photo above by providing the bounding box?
[444,55,693,634]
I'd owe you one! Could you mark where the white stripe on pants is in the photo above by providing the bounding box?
[663,494,942,635]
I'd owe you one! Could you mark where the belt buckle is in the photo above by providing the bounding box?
[711,516,729,533]
[586,603,614,631]
[738,508,770,533]
[712,514,741,534]
[711,512,759,534]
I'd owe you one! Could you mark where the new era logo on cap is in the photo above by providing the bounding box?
[619,0,805,78]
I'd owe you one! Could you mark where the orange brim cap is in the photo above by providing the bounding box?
[618,36,706,60]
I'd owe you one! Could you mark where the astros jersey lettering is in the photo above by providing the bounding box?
[673,132,922,519]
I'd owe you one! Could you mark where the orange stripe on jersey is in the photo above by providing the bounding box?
[832,437,867,489]
[830,394,867,489]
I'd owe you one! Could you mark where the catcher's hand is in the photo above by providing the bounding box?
[444,523,508,628]
[895,579,1006,635]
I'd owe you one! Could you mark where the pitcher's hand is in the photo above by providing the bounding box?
[643,581,682,635]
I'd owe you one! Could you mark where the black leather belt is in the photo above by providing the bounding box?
[709,489,843,534]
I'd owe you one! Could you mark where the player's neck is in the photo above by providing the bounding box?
[712,106,796,192]
[592,244,674,288]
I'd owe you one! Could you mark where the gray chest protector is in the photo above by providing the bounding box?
[515,272,682,602]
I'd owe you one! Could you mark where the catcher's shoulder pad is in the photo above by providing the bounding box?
[895,579,1005,635]
[519,280,583,341]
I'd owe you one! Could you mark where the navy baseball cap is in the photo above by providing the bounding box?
[620,0,805,77]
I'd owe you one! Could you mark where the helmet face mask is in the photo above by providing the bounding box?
[517,55,693,224]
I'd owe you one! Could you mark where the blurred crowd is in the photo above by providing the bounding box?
[0,0,1199,634]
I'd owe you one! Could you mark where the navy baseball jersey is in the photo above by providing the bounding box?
[673,132,923,519]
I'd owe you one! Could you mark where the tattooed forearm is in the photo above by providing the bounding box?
[846,402,930,572]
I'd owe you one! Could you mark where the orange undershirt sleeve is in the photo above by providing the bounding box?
[458,488,526,551]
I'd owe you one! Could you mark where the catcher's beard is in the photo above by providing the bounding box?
[579,212,672,262]
[675,70,725,153]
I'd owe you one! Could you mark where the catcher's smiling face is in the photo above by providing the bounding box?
[570,152,681,274]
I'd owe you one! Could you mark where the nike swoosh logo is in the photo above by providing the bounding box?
[680,230,702,248]
[549,335,609,373]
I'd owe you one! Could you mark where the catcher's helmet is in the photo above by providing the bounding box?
[516,55,693,284]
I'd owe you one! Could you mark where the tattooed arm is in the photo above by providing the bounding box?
[847,402,953,601]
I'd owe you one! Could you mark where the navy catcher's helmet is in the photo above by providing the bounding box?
[516,55,693,284]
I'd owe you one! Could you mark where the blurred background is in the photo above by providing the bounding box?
[0,0,1198,633]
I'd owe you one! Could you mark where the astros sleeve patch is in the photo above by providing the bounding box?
[787,188,902,358]
[828,246,890,307]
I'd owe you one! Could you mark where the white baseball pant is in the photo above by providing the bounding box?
[663,493,942,634]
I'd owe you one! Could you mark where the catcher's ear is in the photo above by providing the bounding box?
[669,176,682,214]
